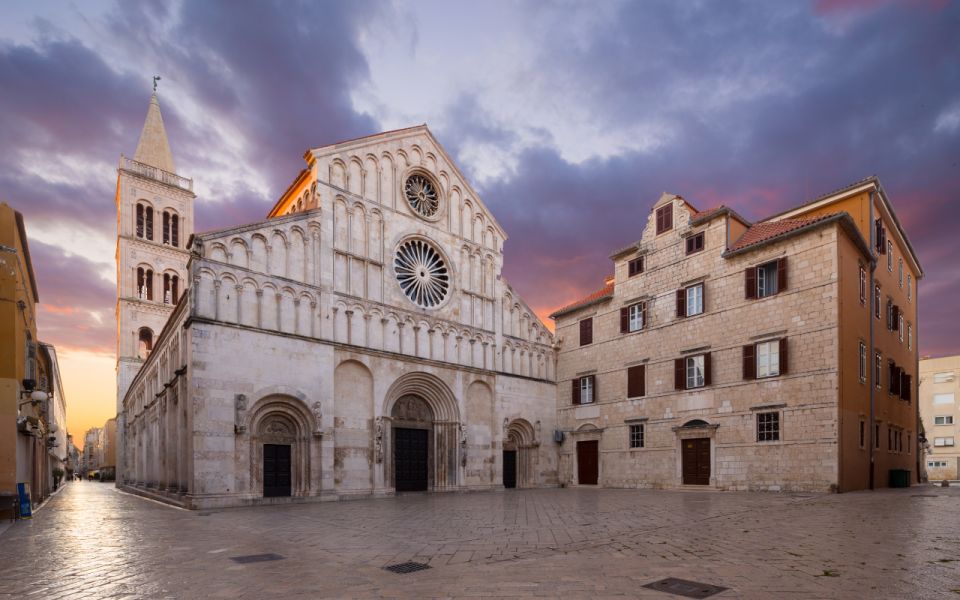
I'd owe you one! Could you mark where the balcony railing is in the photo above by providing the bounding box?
[119,155,193,192]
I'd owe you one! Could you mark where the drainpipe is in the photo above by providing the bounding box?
[868,191,878,490]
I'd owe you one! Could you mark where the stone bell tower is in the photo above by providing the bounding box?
[115,83,194,482]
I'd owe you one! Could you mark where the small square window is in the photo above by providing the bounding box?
[686,283,704,316]
[686,232,704,255]
[757,261,779,298]
[756,340,780,378]
[686,355,705,389]
[629,423,645,449]
[757,412,780,442]
[628,257,644,277]
[656,204,673,234]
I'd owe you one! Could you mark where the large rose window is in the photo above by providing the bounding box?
[403,174,440,218]
[395,239,450,308]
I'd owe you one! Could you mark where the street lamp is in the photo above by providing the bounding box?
[18,379,49,409]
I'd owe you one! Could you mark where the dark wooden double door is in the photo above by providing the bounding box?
[682,438,711,485]
[263,443,291,497]
[394,428,429,492]
[577,440,599,485]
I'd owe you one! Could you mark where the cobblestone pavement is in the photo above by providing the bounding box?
[1,482,958,599]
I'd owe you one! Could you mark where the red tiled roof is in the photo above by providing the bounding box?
[691,205,724,220]
[729,213,839,252]
[549,281,614,319]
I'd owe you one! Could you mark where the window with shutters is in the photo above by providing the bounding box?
[859,342,867,383]
[756,260,780,298]
[907,275,912,302]
[686,355,705,389]
[622,302,646,333]
[580,376,594,404]
[889,361,901,395]
[627,365,645,398]
[579,318,593,346]
[629,424,645,448]
[685,283,703,316]
[935,416,954,426]
[859,265,866,305]
[874,285,881,319]
[859,419,866,449]
[685,232,704,255]
[875,352,882,390]
[628,257,644,277]
[757,412,780,442]
[655,204,673,234]
[756,340,780,378]
[887,241,893,271]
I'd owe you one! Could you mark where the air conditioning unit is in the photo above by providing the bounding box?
[553,430,565,444]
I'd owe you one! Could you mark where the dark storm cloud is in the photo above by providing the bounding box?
[459,1,960,355]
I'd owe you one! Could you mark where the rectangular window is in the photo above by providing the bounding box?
[629,424,645,449]
[686,355,705,389]
[929,461,948,468]
[908,324,912,351]
[887,241,893,270]
[933,372,955,384]
[933,393,955,405]
[898,314,904,342]
[628,303,645,332]
[756,340,781,378]
[907,275,912,302]
[859,265,866,305]
[627,365,645,398]
[875,353,882,390]
[757,261,779,298]
[934,416,955,426]
[874,285,881,319]
[655,204,673,234]
[579,318,593,346]
[934,437,956,447]
[757,412,780,442]
[859,342,867,383]
[859,419,866,449]
[574,375,595,405]
[686,283,704,316]
[686,232,704,254]
[886,299,893,330]
[628,257,644,277]
[898,258,903,287]
[875,424,880,449]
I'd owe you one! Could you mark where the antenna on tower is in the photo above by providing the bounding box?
[153,75,161,93]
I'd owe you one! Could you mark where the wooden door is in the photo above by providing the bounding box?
[263,443,291,497]
[503,450,517,488]
[577,440,599,485]
[682,438,711,485]
[394,428,429,492]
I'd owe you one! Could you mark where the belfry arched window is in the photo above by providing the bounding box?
[163,273,179,305]
[136,203,154,240]
[162,210,179,247]
[137,267,153,301]
[138,328,153,360]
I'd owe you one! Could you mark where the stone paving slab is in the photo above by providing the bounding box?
[0,481,958,598]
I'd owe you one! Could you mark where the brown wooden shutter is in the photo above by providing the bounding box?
[641,303,648,328]
[777,257,788,292]
[892,304,899,325]
[676,288,686,318]
[875,218,883,253]
[665,205,673,230]
[580,318,593,346]
[889,362,897,393]
[656,208,664,233]
[620,307,630,334]
[674,358,685,390]
[903,374,912,401]
[590,375,597,401]
[704,352,712,386]
[743,344,756,380]
[745,267,757,299]
[627,365,645,398]
[779,337,789,375]
[572,378,580,405]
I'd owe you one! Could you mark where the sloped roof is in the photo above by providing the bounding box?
[549,281,614,319]
[727,213,840,253]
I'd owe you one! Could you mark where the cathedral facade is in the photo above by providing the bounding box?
[117,100,557,508]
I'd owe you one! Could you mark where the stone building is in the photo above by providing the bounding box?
[551,179,921,492]
[919,355,959,480]
[118,109,557,508]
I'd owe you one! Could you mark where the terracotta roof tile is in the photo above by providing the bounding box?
[729,213,839,252]
[549,281,615,319]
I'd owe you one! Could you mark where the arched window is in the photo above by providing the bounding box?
[137,267,153,301]
[138,328,153,360]
[163,211,170,244]
[171,214,179,247]
[137,203,154,240]
[163,273,179,305]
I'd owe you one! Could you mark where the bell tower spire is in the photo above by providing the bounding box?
[133,76,176,173]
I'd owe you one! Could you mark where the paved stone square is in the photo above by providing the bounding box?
[1,482,958,599]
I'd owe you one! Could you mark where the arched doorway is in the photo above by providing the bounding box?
[382,372,462,493]
[503,419,537,489]
[247,395,318,499]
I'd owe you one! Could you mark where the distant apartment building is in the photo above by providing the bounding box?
[82,428,102,476]
[100,418,117,480]
[551,177,921,492]
[920,355,959,480]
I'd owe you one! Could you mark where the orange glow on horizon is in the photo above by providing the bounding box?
[57,348,116,451]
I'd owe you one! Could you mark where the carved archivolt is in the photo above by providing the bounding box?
[391,395,434,423]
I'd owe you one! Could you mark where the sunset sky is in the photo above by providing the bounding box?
[1,0,958,447]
